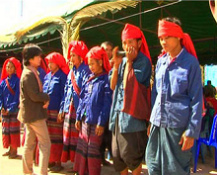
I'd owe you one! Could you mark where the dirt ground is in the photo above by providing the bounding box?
[0,124,217,175]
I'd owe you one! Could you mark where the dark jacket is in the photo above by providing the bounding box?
[18,67,49,123]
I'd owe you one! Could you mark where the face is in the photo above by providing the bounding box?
[70,52,82,68]
[48,61,59,73]
[6,61,16,77]
[159,36,181,54]
[29,55,41,68]
[122,38,142,52]
[102,44,113,60]
[88,58,103,75]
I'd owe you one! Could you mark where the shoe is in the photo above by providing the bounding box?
[48,162,55,168]
[8,154,18,159]
[49,165,64,173]
[2,151,10,156]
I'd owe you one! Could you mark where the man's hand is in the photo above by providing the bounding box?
[179,132,195,151]
[57,112,65,123]
[1,108,8,115]
[125,46,138,62]
[43,101,49,109]
[112,46,123,69]
[147,123,151,137]
[95,125,104,136]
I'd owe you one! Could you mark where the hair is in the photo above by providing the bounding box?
[207,80,211,85]
[101,41,114,49]
[22,43,42,66]
[162,17,182,26]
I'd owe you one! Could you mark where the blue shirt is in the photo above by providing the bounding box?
[0,74,20,113]
[59,62,91,113]
[76,74,112,126]
[150,48,203,138]
[38,67,46,84]
[109,52,152,133]
[43,69,67,111]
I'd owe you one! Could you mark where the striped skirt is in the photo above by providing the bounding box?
[2,113,20,148]
[61,104,79,162]
[47,110,63,163]
[73,121,103,175]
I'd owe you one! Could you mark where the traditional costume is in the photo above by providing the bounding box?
[43,52,69,165]
[73,46,112,175]
[146,20,203,175]
[60,41,91,163]
[0,57,22,154]
[109,23,152,172]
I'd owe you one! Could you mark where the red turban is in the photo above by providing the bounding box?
[45,52,69,75]
[67,41,89,64]
[121,23,152,64]
[158,20,197,59]
[0,57,22,82]
[86,46,111,74]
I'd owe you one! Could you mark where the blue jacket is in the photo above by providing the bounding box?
[0,74,20,113]
[43,69,67,110]
[76,74,112,127]
[150,48,203,139]
[59,63,91,113]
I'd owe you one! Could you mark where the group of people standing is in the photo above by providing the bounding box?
[0,16,203,175]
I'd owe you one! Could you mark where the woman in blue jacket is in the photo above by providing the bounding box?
[73,46,112,175]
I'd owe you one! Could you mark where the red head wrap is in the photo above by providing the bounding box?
[40,58,48,73]
[121,23,152,64]
[0,57,22,82]
[158,20,197,59]
[45,52,69,75]
[67,41,89,64]
[86,46,111,74]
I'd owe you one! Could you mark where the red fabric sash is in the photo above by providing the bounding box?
[5,79,15,95]
[122,67,151,121]
[71,71,81,97]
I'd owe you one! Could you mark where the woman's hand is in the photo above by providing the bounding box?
[75,120,81,131]
[57,112,65,123]
[95,125,104,136]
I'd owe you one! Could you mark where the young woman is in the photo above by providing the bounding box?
[73,46,112,175]
[58,41,91,172]
[0,57,22,158]
[43,52,69,172]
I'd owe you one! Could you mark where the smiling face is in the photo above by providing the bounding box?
[6,61,16,77]
[88,58,103,75]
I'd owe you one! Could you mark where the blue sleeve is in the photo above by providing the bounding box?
[97,80,112,127]
[59,71,70,113]
[76,83,86,121]
[60,73,67,111]
[81,67,91,87]
[8,78,20,113]
[185,60,203,138]
[133,56,152,86]
[0,81,3,110]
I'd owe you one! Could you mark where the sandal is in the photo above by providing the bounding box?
[8,154,18,159]
[2,151,10,156]
[49,165,64,172]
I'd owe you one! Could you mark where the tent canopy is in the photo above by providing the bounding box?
[0,0,216,65]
